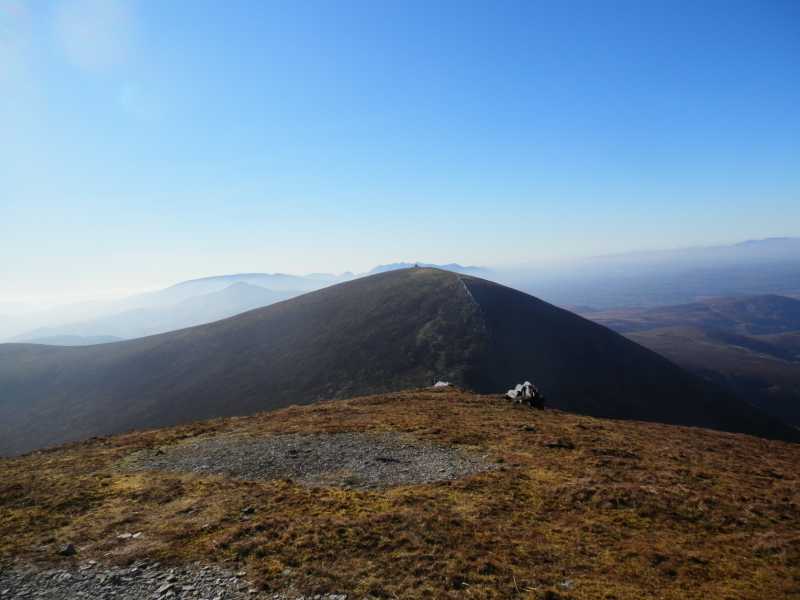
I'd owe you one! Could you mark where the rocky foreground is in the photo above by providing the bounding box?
[1,561,261,599]
[1,389,798,599]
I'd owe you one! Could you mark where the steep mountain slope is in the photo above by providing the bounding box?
[460,278,796,437]
[1,389,799,599]
[0,269,796,456]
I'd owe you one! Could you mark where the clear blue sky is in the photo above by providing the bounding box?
[2,0,798,302]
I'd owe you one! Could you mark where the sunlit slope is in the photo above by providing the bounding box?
[1,389,798,599]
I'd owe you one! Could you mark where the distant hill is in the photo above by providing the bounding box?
[625,326,800,428]
[585,294,800,335]
[504,237,800,309]
[582,295,800,426]
[6,266,483,343]
[159,272,349,296]
[0,268,796,456]
[23,335,123,346]
[0,272,354,342]
[15,282,298,341]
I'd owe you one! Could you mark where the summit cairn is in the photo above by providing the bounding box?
[505,381,545,409]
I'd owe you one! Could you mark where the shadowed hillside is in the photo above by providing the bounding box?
[581,295,800,427]
[0,268,796,456]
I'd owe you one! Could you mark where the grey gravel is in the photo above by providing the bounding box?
[0,561,349,600]
[124,432,492,489]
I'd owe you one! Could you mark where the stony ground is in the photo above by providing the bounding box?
[1,388,799,599]
[0,560,347,599]
[1,561,258,599]
[123,432,493,489]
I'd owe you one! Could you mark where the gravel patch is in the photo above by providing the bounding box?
[124,432,493,489]
[0,560,348,600]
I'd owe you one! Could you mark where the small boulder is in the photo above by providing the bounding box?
[58,543,76,557]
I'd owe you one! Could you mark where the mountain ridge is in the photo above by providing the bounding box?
[1,268,796,456]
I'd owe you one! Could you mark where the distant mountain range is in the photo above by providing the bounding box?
[582,294,800,426]
[16,282,298,341]
[7,264,482,344]
[1,268,795,456]
[502,237,800,309]
[5,237,799,343]
[21,335,123,346]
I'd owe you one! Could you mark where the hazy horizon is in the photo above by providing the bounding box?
[1,234,797,312]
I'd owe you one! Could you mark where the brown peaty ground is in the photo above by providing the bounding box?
[1,388,798,599]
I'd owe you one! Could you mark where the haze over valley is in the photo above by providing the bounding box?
[5,237,800,344]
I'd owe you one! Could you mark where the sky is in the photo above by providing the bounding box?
[2,0,799,304]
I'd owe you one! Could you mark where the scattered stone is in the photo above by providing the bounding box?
[58,543,76,557]
[124,432,494,489]
[0,563,349,599]
[559,578,574,589]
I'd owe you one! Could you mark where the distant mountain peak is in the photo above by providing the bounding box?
[733,236,799,247]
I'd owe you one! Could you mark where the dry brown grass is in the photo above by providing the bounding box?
[1,389,799,599]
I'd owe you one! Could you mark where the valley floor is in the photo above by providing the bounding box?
[1,389,798,599]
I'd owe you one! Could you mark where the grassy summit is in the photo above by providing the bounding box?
[1,388,798,599]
